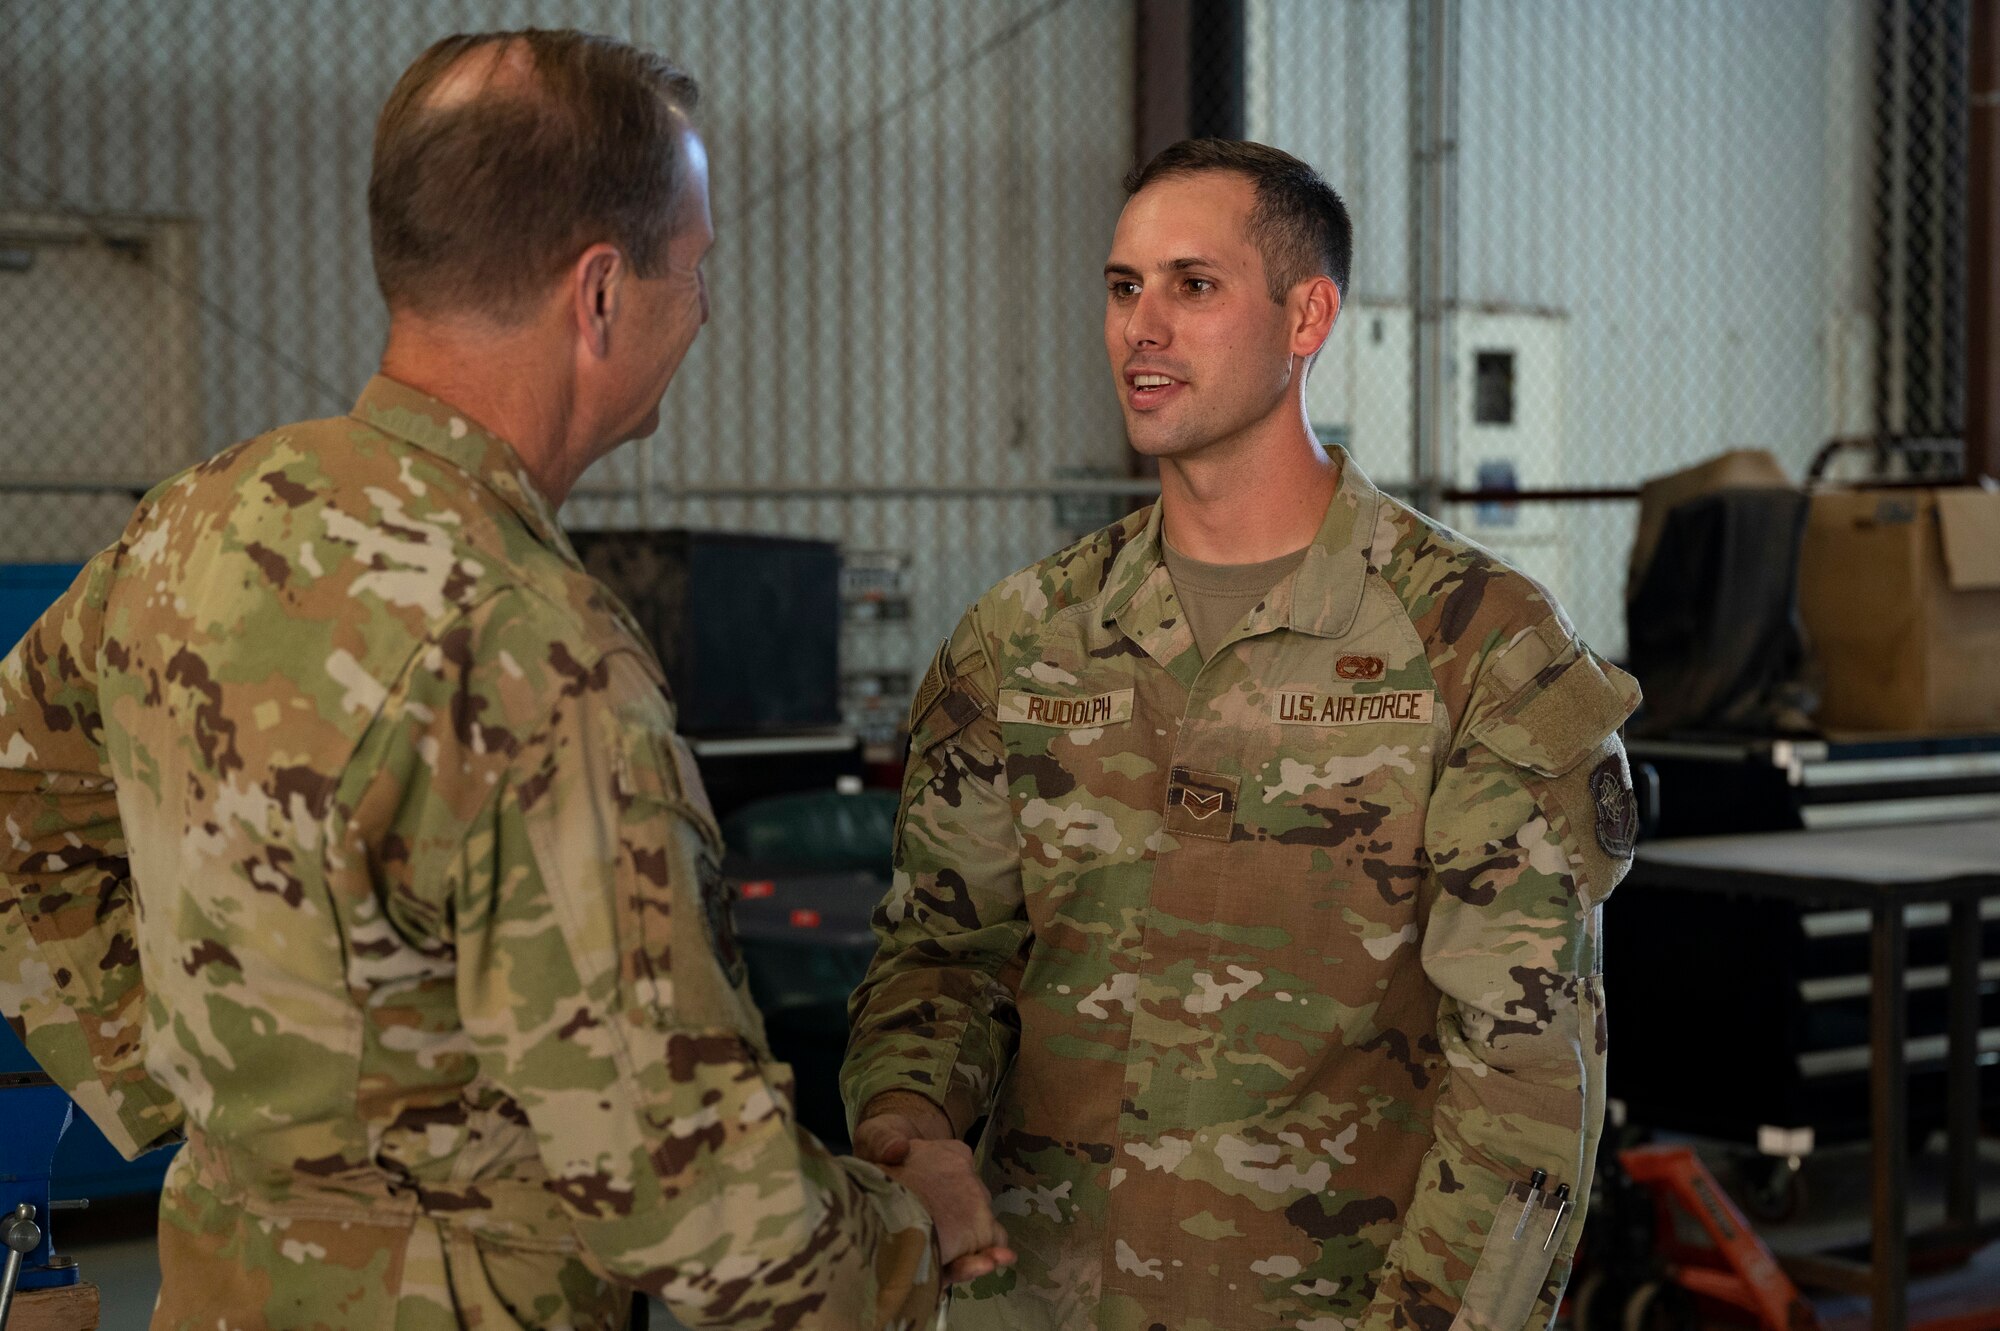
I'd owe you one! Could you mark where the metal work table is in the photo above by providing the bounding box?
[1632,818,2000,1331]
[1628,731,2000,835]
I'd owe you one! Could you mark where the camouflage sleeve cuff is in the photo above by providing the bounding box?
[842,1041,991,1141]
[939,1062,988,1140]
[841,1151,937,1246]
[843,1158,949,1330]
[72,1073,186,1162]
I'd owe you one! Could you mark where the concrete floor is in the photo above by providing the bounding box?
[51,1140,2000,1330]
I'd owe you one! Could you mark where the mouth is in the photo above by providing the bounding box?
[1125,370,1183,411]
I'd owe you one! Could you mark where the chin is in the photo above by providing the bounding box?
[1124,423,1195,460]
[625,406,663,444]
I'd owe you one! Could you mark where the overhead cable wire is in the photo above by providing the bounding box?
[722,0,1078,224]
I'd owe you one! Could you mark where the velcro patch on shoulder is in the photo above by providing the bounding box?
[1473,632,1640,777]
[908,637,954,730]
[998,688,1134,729]
[907,632,993,756]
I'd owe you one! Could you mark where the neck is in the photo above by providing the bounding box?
[379,316,586,506]
[1157,399,1339,563]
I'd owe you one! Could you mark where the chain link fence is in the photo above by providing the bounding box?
[0,0,1138,754]
[1251,0,1967,659]
[0,0,1972,698]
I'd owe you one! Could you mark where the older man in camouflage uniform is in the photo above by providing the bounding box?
[0,29,1008,1331]
[843,140,1640,1331]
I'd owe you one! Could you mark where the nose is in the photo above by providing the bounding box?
[1122,287,1167,350]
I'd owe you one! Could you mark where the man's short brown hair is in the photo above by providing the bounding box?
[369,29,700,322]
[1124,139,1351,303]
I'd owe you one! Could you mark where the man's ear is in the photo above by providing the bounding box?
[572,243,625,358]
[1291,275,1341,360]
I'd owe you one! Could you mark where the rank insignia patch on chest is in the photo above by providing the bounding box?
[1590,756,1639,858]
[1166,767,1239,841]
[1273,688,1435,726]
[998,688,1134,729]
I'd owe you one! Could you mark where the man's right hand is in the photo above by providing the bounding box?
[854,1090,955,1167]
[888,1138,1015,1284]
[859,1092,1012,1283]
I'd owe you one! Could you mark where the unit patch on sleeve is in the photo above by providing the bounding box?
[699,853,746,988]
[1272,689,1434,726]
[909,637,953,726]
[999,688,1134,729]
[1590,755,1639,858]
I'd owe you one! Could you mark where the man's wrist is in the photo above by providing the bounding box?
[863,1089,956,1138]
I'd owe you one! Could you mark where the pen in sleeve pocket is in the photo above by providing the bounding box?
[1542,1184,1572,1251]
[1510,1169,1548,1241]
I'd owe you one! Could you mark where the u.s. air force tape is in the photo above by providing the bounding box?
[998,689,1134,728]
[1272,689,1435,725]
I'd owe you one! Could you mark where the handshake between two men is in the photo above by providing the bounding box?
[863,1092,1017,1286]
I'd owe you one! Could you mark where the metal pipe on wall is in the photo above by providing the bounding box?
[1965,0,1999,481]
[1408,0,1460,517]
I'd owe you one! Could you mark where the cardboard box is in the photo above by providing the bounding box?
[1797,486,2000,733]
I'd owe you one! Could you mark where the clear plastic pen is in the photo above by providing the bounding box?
[1511,1168,1548,1241]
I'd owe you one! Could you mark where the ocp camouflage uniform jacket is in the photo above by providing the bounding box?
[843,452,1640,1331]
[0,377,939,1330]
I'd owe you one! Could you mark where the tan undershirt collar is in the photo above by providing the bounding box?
[1162,540,1311,661]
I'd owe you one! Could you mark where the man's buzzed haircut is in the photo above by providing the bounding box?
[369,29,699,322]
[1123,139,1352,304]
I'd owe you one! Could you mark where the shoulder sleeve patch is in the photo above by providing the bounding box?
[908,637,953,732]
[905,618,994,757]
[1471,631,1641,777]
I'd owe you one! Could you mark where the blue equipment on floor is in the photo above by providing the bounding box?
[0,563,178,1202]
[0,1073,81,1295]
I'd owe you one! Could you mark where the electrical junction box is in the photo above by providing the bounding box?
[1303,301,1571,596]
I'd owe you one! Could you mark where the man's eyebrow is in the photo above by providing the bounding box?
[1103,256,1222,279]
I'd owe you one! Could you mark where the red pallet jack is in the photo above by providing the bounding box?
[1570,1143,1822,1331]
[1576,1144,1999,1331]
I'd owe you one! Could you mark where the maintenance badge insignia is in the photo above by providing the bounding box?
[1336,654,1385,680]
[1590,756,1639,858]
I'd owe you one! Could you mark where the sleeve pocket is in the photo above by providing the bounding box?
[1450,1180,1573,1331]
[1472,638,1639,779]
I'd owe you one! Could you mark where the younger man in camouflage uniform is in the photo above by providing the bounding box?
[843,140,1640,1331]
[0,30,1007,1330]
